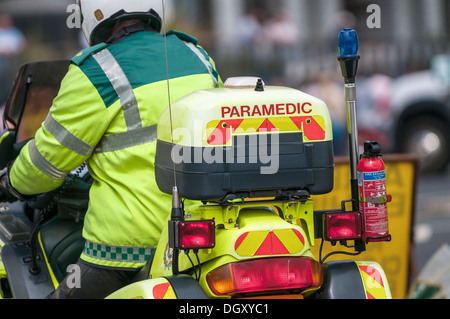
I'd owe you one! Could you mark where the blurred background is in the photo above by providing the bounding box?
[1,0,449,86]
[1,0,450,297]
[1,0,450,169]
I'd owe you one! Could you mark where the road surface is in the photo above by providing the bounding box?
[414,165,450,271]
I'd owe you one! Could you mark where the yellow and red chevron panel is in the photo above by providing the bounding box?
[106,277,177,299]
[206,115,326,145]
[234,228,305,257]
[356,262,391,299]
[152,282,176,299]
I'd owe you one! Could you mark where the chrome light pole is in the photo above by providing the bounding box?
[338,28,360,212]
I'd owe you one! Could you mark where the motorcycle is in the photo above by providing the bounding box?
[0,29,392,299]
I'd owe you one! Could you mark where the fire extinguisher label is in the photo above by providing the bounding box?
[361,171,386,181]
[358,171,387,202]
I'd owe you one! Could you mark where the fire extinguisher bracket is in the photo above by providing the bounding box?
[365,234,392,243]
[359,194,392,205]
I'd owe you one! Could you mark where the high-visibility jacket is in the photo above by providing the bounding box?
[9,30,222,269]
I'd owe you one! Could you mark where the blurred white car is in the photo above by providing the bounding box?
[358,55,450,173]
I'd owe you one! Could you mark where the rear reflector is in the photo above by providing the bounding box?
[206,257,323,296]
[178,220,215,249]
[324,212,362,241]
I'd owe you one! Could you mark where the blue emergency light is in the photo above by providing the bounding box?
[337,28,360,83]
[338,28,359,58]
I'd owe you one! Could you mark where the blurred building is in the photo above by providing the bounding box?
[0,0,80,106]
[0,0,448,86]
[0,0,80,61]
[174,0,450,85]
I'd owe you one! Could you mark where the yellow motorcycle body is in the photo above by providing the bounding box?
[0,67,391,299]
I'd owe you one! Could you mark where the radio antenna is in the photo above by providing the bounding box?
[162,0,183,275]
[162,0,177,189]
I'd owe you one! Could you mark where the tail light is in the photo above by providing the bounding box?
[178,220,215,249]
[206,257,323,297]
[324,212,362,241]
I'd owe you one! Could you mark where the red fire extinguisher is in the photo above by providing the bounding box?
[357,141,391,243]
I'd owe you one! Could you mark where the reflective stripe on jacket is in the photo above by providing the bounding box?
[10,30,222,269]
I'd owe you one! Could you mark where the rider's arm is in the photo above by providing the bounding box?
[9,63,109,195]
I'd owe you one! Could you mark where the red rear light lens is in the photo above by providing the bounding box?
[324,212,362,241]
[206,257,323,296]
[178,220,215,249]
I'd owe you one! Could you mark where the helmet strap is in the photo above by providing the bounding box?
[106,22,157,44]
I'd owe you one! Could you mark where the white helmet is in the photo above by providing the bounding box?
[77,0,167,45]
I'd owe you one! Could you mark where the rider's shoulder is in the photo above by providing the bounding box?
[71,42,109,66]
[165,30,198,45]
